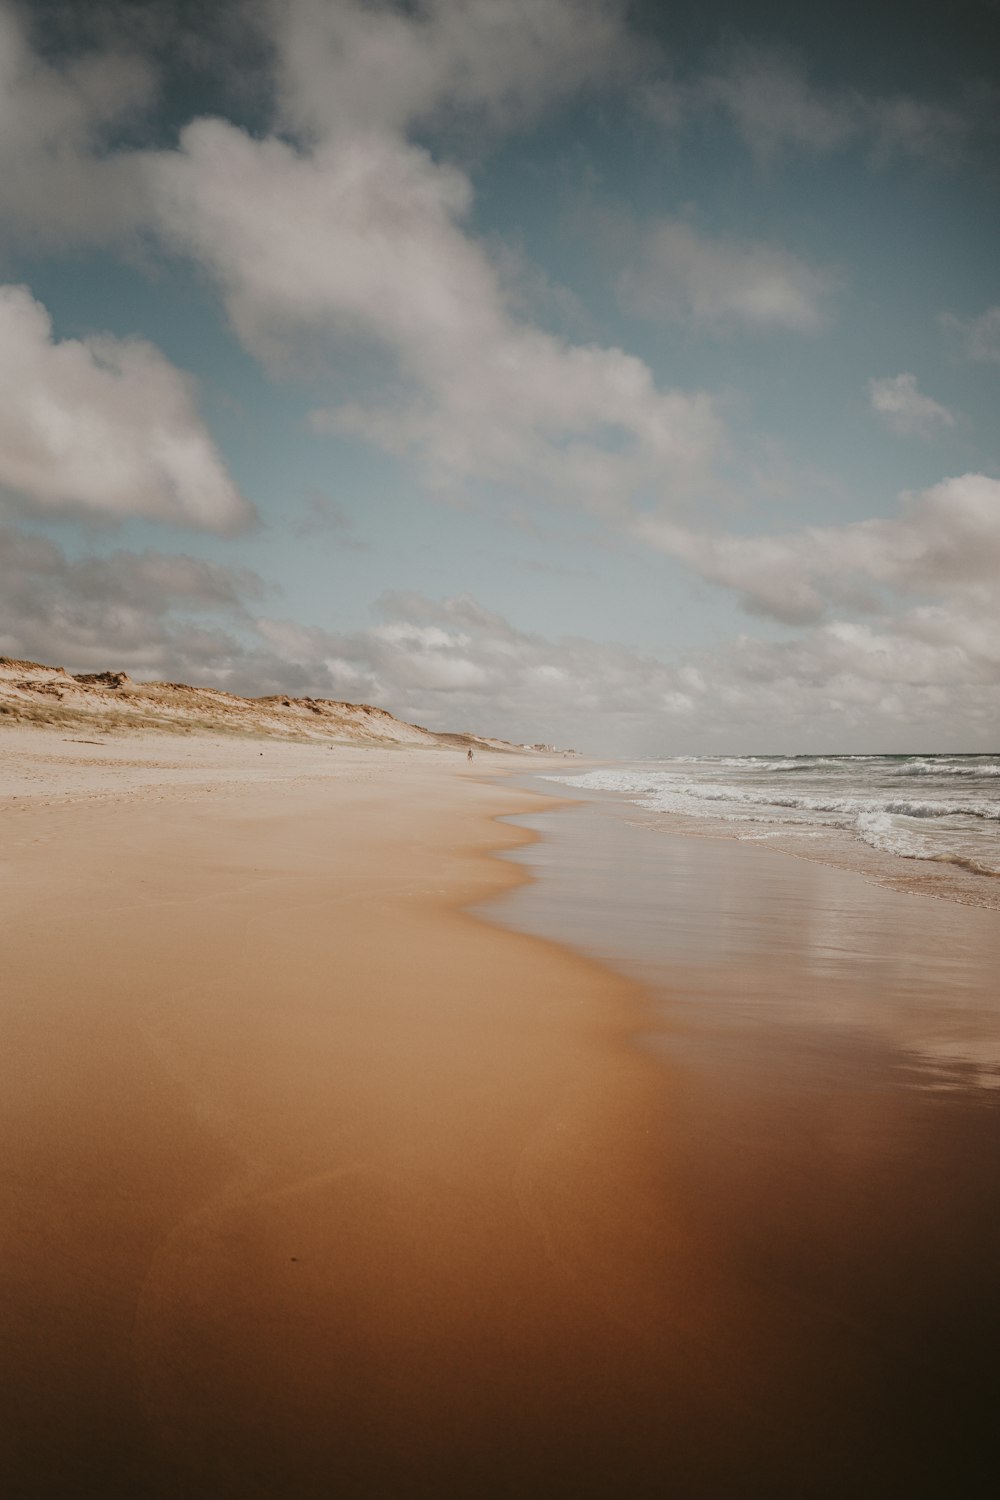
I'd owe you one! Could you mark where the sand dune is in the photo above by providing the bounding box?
[0,656,550,754]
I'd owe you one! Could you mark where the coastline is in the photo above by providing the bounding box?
[537,762,1000,912]
[5,728,1000,1496]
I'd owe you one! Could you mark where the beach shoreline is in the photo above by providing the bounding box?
[4,727,1000,1497]
[537,760,1000,911]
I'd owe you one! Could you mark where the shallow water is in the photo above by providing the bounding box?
[480,779,1000,1495]
[546,754,1000,904]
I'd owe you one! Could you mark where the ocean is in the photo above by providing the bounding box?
[545,753,1000,903]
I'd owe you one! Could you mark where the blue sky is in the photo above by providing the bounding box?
[1,0,998,753]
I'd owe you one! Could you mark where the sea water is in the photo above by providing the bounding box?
[546,754,1000,895]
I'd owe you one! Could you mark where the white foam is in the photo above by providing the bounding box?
[891,759,1000,777]
[546,757,1000,879]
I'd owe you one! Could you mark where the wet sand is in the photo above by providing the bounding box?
[482,783,1000,1496]
[4,733,1000,1497]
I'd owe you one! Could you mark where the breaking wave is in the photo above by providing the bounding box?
[547,754,1000,881]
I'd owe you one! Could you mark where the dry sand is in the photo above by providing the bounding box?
[1,729,708,1499]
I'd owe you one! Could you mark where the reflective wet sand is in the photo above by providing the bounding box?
[481,783,1000,1496]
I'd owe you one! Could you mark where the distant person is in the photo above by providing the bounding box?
[467,747,474,762]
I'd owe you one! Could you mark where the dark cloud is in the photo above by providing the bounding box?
[0,524,265,676]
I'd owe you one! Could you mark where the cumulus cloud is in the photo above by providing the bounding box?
[0,0,634,247]
[618,218,832,332]
[706,614,1000,746]
[216,583,1000,748]
[868,373,957,435]
[149,118,722,508]
[0,0,724,548]
[258,590,701,744]
[0,284,251,530]
[942,305,1000,364]
[3,0,718,513]
[636,473,1000,623]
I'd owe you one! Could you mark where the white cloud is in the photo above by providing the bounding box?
[0,1,154,245]
[942,305,1000,365]
[374,622,470,650]
[618,218,832,332]
[5,524,998,752]
[150,121,722,509]
[0,284,251,530]
[2,0,718,514]
[706,615,1000,743]
[270,0,634,141]
[638,473,1000,623]
[631,462,1000,733]
[0,0,634,252]
[0,531,692,746]
[149,122,486,368]
[868,373,957,435]
[251,582,1000,749]
[259,589,697,744]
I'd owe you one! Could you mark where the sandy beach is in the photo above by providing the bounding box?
[3,0,996,1492]
[1,730,678,1498]
[4,728,1000,1498]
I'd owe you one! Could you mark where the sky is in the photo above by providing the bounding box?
[1,0,998,755]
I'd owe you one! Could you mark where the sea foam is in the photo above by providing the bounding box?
[547,754,1000,880]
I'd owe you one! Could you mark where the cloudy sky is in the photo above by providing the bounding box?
[2,0,998,753]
